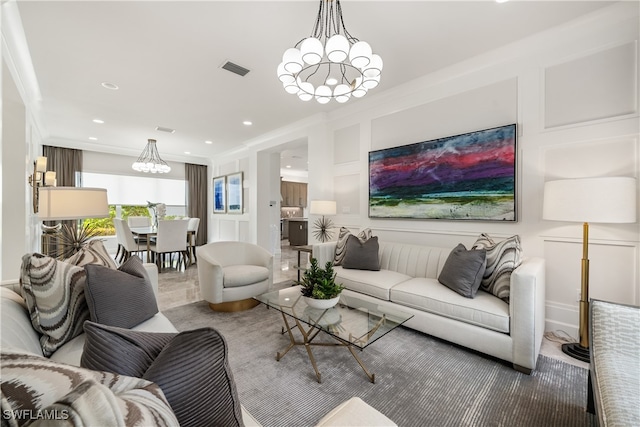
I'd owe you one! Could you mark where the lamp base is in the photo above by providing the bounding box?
[561,342,590,363]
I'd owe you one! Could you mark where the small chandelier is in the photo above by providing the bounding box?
[132,139,171,173]
[277,0,382,104]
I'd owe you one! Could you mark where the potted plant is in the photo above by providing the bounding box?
[297,257,345,309]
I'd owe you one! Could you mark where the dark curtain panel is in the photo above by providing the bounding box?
[185,163,208,246]
[42,146,83,256]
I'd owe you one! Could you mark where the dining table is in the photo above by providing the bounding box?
[130,226,196,264]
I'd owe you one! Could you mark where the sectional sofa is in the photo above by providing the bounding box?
[1,248,396,426]
[313,236,546,373]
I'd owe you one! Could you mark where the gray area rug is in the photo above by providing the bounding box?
[164,298,595,427]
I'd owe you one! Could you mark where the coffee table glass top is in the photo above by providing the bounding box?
[255,286,413,350]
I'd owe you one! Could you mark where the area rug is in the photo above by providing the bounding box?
[164,299,595,427]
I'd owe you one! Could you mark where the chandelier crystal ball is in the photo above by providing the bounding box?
[132,139,171,173]
[277,0,382,104]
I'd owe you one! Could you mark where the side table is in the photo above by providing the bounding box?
[291,245,313,281]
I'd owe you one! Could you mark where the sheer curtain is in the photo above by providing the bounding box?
[185,163,208,246]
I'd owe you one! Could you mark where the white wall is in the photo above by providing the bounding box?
[218,2,640,337]
[1,60,27,285]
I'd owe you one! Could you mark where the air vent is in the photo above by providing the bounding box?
[221,61,250,77]
[155,126,175,134]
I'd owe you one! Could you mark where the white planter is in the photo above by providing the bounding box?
[304,295,340,309]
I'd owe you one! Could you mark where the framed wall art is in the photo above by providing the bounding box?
[213,175,226,213]
[369,124,517,221]
[227,172,243,214]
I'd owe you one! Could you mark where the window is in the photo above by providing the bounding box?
[82,172,187,236]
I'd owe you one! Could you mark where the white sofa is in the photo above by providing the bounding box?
[313,240,546,373]
[1,262,395,426]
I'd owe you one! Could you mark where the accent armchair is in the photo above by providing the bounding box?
[197,241,273,312]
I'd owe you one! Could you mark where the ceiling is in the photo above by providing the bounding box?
[15,1,614,167]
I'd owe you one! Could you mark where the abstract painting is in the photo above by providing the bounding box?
[369,124,516,221]
[213,175,226,214]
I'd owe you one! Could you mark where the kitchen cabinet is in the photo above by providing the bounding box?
[281,181,307,207]
[288,219,308,246]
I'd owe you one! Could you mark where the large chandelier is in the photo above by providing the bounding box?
[277,0,382,104]
[132,139,171,173]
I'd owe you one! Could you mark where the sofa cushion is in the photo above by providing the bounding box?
[1,350,178,426]
[84,255,158,328]
[334,227,373,266]
[390,278,510,333]
[0,287,44,357]
[438,243,486,298]
[472,233,522,302]
[49,312,178,367]
[342,235,381,271]
[81,322,244,427]
[335,266,411,301]
[223,265,270,287]
[19,253,90,357]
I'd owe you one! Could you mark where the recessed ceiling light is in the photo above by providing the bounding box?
[184,151,191,155]
[88,137,98,141]
[286,165,291,168]
[92,119,104,124]
[495,0,509,3]
[243,121,252,126]
[205,140,213,144]
[101,82,119,90]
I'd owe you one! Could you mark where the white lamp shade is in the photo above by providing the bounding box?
[283,80,299,94]
[363,54,383,78]
[334,84,351,103]
[362,74,380,89]
[39,187,109,221]
[44,171,57,186]
[300,37,323,65]
[35,156,47,173]
[310,200,337,216]
[297,81,314,101]
[277,62,295,84]
[351,77,367,98]
[282,48,303,74]
[543,177,637,223]
[326,34,349,62]
[349,41,372,69]
[315,85,331,104]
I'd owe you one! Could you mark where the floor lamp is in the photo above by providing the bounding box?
[542,177,636,362]
[38,187,110,259]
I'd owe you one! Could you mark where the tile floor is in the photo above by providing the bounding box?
[150,240,588,370]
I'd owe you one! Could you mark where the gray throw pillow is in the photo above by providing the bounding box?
[81,322,244,427]
[342,235,380,271]
[81,321,176,377]
[438,243,487,298]
[84,256,158,328]
[334,227,372,266]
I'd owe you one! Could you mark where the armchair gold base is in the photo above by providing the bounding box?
[209,298,260,312]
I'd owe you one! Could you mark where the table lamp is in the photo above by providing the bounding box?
[38,187,110,259]
[542,176,636,362]
[310,200,337,242]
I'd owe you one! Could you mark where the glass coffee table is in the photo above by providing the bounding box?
[255,286,413,383]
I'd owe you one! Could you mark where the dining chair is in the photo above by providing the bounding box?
[113,218,145,263]
[128,216,151,228]
[187,217,200,263]
[149,219,190,272]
